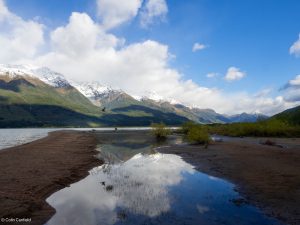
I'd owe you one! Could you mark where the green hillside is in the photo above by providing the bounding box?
[97,92,143,110]
[0,76,101,116]
[140,99,229,123]
[270,105,300,125]
[0,76,189,127]
[206,105,300,137]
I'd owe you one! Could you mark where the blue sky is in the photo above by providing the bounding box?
[1,0,300,114]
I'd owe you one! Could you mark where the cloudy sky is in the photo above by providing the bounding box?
[0,0,300,115]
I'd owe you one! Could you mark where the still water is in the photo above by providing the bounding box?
[0,127,153,150]
[46,139,281,225]
[0,128,59,150]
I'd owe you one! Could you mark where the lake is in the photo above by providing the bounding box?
[0,127,153,150]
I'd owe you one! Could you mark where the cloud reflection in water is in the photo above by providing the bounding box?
[46,153,195,225]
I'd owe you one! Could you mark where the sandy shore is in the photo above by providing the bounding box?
[158,137,300,225]
[0,131,103,225]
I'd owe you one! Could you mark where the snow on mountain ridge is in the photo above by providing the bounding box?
[0,64,70,88]
[32,67,70,88]
[0,64,37,77]
[71,81,124,99]
[136,91,181,105]
[0,64,181,104]
[0,65,268,121]
[143,91,164,102]
[0,64,128,101]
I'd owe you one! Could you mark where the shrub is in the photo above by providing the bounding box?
[186,125,210,145]
[181,121,197,134]
[151,123,171,140]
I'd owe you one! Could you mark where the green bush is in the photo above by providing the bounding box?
[181,121,198,134]
[151,123,171,140]
[180,122,211,145]
[187,125,210,144]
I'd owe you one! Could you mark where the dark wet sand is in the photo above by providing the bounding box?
[158,137,300,225]
[0,131,103,225]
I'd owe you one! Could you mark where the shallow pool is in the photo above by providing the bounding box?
[46,140,281,225]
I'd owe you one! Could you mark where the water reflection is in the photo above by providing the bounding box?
[46,153,194,225]
[46,150,281,225]
[0,127,160,150]
[96,134,183,163]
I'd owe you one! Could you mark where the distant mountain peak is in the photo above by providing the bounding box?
[138,91,180,105]
[70,81,131,108]
[32,67,70,88]
[71,81,124,98]
[0,64,36,77]
[0,64,70,88]
[228,112,269,123]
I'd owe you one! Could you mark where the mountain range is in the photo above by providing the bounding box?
[0,64,269,127]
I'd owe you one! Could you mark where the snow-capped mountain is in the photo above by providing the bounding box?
[71,81,135,108]
[71,81,126,106]
[71,81,118,99]
[32,67,71,88]
[0,64,134,108]
[0,64,268,124]
[135,91,180,105]
[0,64,70,88]
[141,91,164,102]
[0,64,35,77]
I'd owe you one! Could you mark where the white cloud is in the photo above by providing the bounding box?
[288,74,300,86]
[50,12,123,57]
[140,0,168,27]
[19,12,297,115]
[0,0,9,20]
[192,43,207,52]
[281,75,300,103]
[225,66,246,81]
[281,75,300,90]
[254,88,272,98]
[289,34,300,57]
[284,90,300,102]
[96,0,143,29]
[0,0,44,63]
[1,0,297,116]
[206,72,218,78]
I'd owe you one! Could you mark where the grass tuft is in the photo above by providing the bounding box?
[151,123,171,140]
